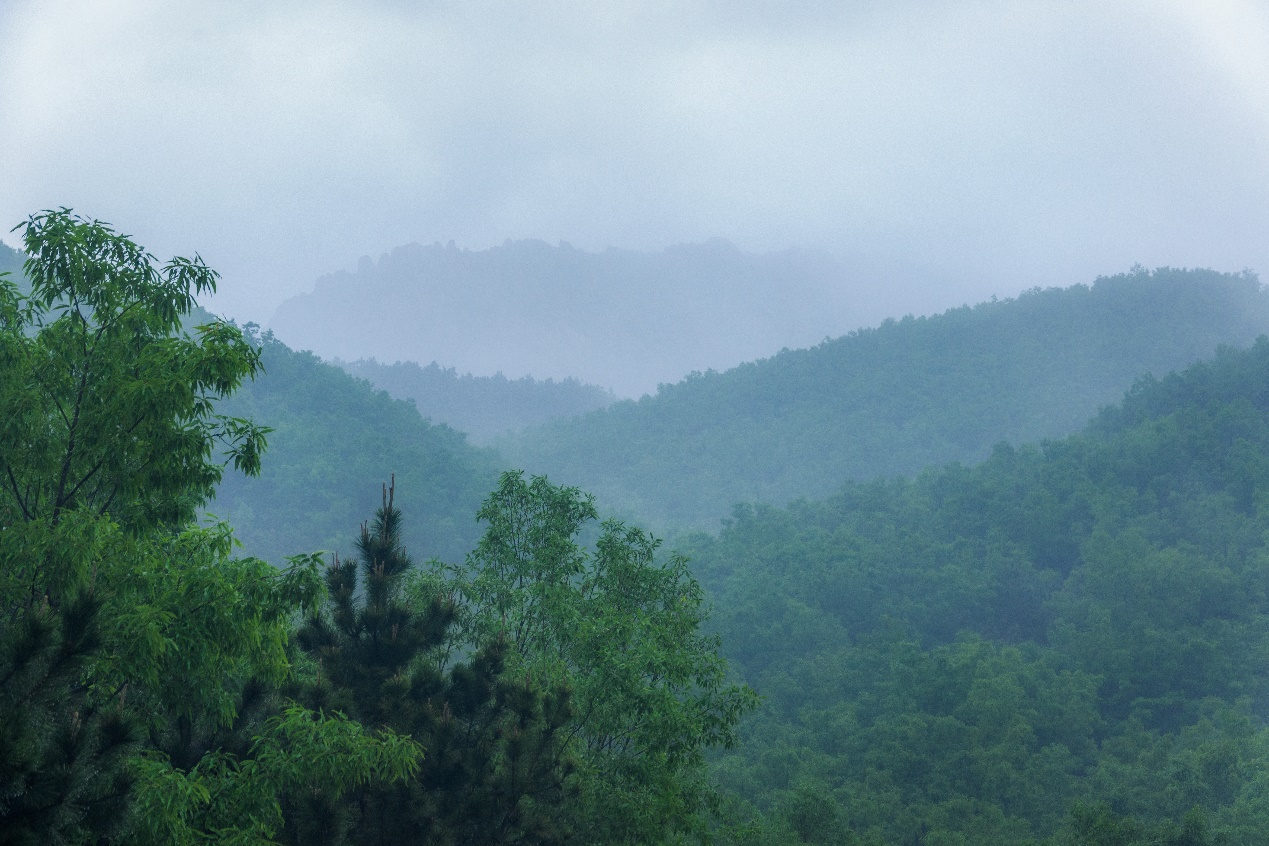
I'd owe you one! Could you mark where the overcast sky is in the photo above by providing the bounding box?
[2,0,1268,328]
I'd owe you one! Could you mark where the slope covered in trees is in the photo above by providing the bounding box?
[269,238,865,397]
[502,267,1269,531]
[339,357,614,443]
[684,337,1269,844]
[2,237,499,564]
[209,325,501,564]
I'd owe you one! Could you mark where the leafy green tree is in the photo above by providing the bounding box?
[131,702,421,846]
[0,209,267,544]
[0,210,418,845]
[455,471,758,844]
[0,208,270,842]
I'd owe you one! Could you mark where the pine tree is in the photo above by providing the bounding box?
[286,479,576,846]
[0,593,136,844]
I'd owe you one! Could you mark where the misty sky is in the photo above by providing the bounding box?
[2,1,1268,334]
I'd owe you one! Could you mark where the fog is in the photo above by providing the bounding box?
[2,0,1267,385]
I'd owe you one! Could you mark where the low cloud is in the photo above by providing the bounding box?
[2,0,1266,339]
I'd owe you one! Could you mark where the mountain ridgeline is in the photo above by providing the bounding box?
[500,267,1269,531]
[337,358,614,443]
[268,238,869,398]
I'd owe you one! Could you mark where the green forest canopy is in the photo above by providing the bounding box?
[683,338,1269,845]
[168,266,1269,570]
[216,261,1269,844]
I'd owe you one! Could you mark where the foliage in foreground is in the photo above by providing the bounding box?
[0,211,419,844]
[452,471,759,843]
[16,207,1269,845]
[0,209,755,845]
[285,478,576,845]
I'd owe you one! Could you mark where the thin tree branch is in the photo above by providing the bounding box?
[4,463,32,520]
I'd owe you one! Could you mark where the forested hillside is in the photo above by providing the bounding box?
[338,357,614,443]
[503,267,1269,531]
[0,252,499,564]
[685,338,1269,844]
[209,324,501,563]
[269,239,864,397]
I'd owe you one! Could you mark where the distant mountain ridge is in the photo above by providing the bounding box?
[268,238,871,398]
[0,240,25,282]
[499,267,1269,530]
[338,358,614,443]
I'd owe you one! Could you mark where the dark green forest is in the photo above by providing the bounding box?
[502,268,1269,531]
[6,213,1269,845]
[338,357,614,443]
[213,268,1269,564]
[684,339,1269,844]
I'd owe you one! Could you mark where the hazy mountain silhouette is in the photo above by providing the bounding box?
[268,239,876,397]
